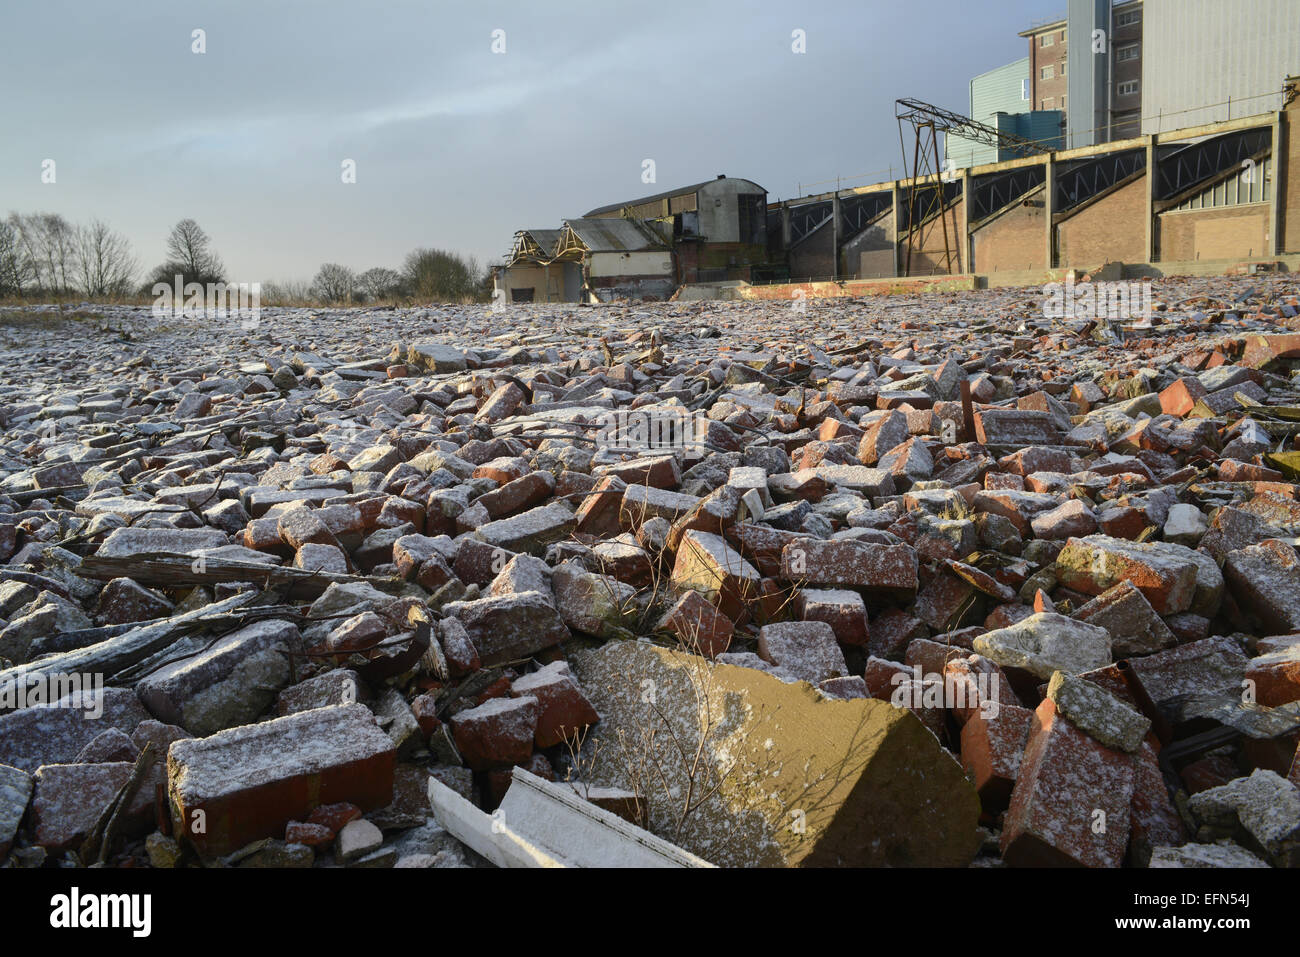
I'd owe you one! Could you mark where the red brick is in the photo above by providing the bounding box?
[167,704,395,857]
[779,539,918,592]
[510,662,599,748]
[960,703,1033,813]
[796,587,869,646]
[656,589,735,658]
[450,696,539,770]
[1158,377,1208,417]
[1001,700,1136,868]
[30,762,155,851]
[1129,742,1187,858]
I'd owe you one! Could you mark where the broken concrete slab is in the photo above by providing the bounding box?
[973,613,1112,680]
[567,640,980,867]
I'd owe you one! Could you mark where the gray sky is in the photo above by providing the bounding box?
[1,0,1047,285]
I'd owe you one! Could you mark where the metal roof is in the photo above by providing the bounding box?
[562,218,668,253]
[583,176,765,217]
[519,228,563,248]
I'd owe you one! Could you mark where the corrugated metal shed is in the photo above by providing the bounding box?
[1142,0,1300,134]
[563,218,668,253]
[1017,110,1064,148]
[584,180,719,218]
[947,58,1032,168]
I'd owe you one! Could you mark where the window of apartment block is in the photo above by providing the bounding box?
[1041,33,1055,47]
[1117,79,1139,96]
[1117,10,1140,27]
[1041,65,1054,80]
[1022,78,1031,100]
[1118,44,1139,61]
[1059,61,1066,76]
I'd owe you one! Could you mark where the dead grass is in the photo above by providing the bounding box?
[0,306,107,329]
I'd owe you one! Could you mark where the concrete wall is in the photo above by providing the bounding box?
[842,211,895,279]
[1158,204,1272,262]
[789,221,836,280]
[588,251,673,279]
[500,263,569,302]
[972,191,1049,273]
[1142,0,1299,134]
[1056,173,1148,266]
[1066,0,1110,149]
[697,178,766,243]
[906,200,965,275]
[588,276,677,302]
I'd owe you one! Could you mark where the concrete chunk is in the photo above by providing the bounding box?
[567,640,980,867]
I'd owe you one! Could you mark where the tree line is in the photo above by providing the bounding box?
[301,249,490,305]
[0,211,490,304]
[0,213,138,298]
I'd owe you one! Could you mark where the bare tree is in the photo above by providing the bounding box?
[259,278,314,306]
[10,213,75,294]
[166,219,224,279]
[146,218,225,290]
[357,266,402,302]
[0,219,36,296]
[311,263,356,303]
[73,220,138,298]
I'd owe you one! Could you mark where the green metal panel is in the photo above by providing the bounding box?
[946,58,1031,169]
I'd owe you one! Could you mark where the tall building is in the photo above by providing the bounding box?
[1141,0,1300,134]
[945,59,1033,168]
[1019,0,1144,147]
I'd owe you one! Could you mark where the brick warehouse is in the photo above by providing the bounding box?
[768,77,1300,290]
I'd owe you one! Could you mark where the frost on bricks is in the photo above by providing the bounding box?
[0,688,148,774]
[1054,535,1220,616]
[1000,698,1137,868]
[778,539,918,593]
[440,591,569,666]
[167,704,395,858]
[8,279,1300,869]
[135,619,296,737]
[670,529,761,620]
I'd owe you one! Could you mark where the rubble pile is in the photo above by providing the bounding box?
[1,274,1300,868]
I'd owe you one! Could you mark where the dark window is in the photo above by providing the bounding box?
[736,194,766,245]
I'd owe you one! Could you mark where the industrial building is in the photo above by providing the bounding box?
[1141,0,1300,134]
[1019,0,1145,147]
[945,58,1064,169]
[768,74,1298,284]
[494,176,768,303]
[494,0,1300,302]
[497,228,573,303]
